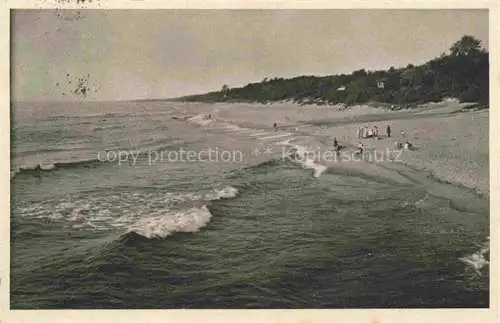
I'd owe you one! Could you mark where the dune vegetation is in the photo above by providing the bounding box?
[175,36,488,108]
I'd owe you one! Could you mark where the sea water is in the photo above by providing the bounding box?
[10,100,489,308]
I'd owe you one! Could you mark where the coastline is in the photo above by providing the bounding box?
[174,99,489,196]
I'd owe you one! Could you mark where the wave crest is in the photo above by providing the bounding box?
[210,186,239,200]
[12,159,103,179]
[16,186,239,234]
[288,144,328,178]
[187,114,213,126]
[459,238,489,275]
[127,205,213,239]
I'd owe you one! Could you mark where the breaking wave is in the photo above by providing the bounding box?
[187,114,213,126]
[286,144,328,178]
[12,159,104,178]
[16,186,239,238]
[126,205,213,239]
[459,238,490,275]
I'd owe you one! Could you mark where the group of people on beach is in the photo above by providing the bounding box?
[353,123,417,155]
[356,125,391,139]
[271,120,413,157]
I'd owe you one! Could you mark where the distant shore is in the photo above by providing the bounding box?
[170,97,488,111]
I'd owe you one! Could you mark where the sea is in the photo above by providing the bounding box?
[10,100,489,309]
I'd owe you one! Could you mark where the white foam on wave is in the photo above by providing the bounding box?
[303,158,328,178]
[276,137,296,146]
[459,238,489,275]
[209,186,239,200]
[224,124,256,134]
[16,186,239,232]
[165,185,238,202]
[289,144,328,178]
[208,124,229,130]
[40,164,56,170]
[187,114,213,126]
[224,124,244,131]
[414,193,430,206]
[127,205,213,238]
[15,163,56,172]
[208,122,257,135]
[258,133,293,141]
[403,192,432,208]
[248,132,269,137]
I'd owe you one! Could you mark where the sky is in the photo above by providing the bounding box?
[11,9,489,101]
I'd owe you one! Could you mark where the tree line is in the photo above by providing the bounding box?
[174,36,489,107]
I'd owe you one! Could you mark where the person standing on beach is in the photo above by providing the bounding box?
[386,125,391,138]
[356,127,361,139]
[273,123,277,131]
[357,142,364,154]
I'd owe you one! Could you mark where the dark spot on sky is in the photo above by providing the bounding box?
[59,72,100,98]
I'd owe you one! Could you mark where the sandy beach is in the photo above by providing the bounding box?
[198,100,489,195]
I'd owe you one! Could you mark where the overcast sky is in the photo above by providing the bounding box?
[11,9,488,101]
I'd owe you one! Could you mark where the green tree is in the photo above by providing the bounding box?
[176,35,488,106]
[450,35,482,56]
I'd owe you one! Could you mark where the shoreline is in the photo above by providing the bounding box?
[171,97,485,110]
[179,99,488,196]
[302,105,489,196]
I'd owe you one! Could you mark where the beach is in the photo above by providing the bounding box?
[208,100,489,195]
